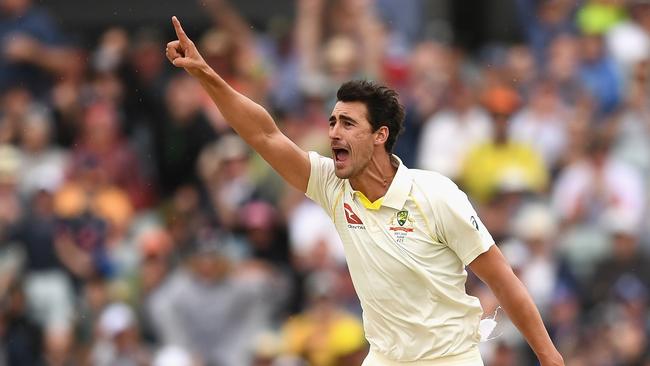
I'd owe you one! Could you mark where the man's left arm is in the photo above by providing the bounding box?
[469,245,564,366]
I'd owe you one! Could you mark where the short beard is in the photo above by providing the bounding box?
[334,167,352,179]
[335,155,372,180]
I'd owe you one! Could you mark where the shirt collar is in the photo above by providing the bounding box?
[346,155,412,210]
[382,155,412,210]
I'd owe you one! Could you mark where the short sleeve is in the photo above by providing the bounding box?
[434,180,495,266]
[305,151,343,217]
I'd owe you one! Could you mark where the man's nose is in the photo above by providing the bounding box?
[328,122,340,139]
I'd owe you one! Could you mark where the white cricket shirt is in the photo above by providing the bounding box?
[306,152,494,363]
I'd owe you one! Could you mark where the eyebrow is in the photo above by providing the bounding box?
[329,114,358,125]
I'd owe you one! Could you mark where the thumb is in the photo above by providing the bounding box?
[172,57,191,68]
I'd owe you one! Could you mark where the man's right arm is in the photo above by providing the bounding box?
[166,16,310,192]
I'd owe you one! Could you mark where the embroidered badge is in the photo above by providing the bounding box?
[389,210,414,243]
[397,210,408,226]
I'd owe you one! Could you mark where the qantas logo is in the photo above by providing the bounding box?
[344,203,363,225]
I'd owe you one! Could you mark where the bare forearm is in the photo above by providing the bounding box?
[167,16,310,191]
[489,273,562,363]
[55,239,93,278]
[358,12,383,79]
[193,64,279,145]
[204,0,252,45]
[7,36,75,75]
[470,246,563,365]
[295,0,323,75]
[32,47,75,75]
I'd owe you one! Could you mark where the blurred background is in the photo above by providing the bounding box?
[0,0,648,365]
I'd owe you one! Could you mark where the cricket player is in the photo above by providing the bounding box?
[165,16,564,366]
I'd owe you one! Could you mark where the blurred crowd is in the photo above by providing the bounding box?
[0,0,649,365]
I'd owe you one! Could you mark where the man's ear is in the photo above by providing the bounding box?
[374,126,389,146]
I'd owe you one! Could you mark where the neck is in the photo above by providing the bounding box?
[349,150,397,202]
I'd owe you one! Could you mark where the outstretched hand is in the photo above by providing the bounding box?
[166,16,208,76]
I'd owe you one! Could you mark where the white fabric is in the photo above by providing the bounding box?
[416,107,492,179]
[99,303,135,337]
[153,346,193,366]
[521,257,557,314]
[508,108,568,169]
[612,109,650,176]
[362,348,483,366]
[24,270,74,331]
[552,158,645,229]
[478,318,497,342]
[18,148,67,196]
[306,152,494,362]
[606,21,650,72]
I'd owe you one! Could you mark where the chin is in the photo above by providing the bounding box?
[334,167,353,179]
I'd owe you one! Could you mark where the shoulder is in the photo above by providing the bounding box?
[422,110,454,133]
[154,269,192,300]
[409,168,463,204]
[308,151,343,186]
[306,151,345,207]
[308,151,334,168]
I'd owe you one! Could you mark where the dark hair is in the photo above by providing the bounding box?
[336,80,405,153]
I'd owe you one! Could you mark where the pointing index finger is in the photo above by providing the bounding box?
[172,16,190,43]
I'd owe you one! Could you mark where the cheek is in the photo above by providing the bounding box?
[350,130,374,152]
[360,134,376,157]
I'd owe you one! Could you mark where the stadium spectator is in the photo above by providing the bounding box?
[460,85,548,204]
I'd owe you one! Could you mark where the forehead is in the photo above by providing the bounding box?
[331,101,369,121]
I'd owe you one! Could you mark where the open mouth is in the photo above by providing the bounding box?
[332,147,350,165]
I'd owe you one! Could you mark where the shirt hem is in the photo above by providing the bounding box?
[366,347,483,365]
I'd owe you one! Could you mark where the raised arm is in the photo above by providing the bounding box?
[201,0,253,48]
[295,0,325,78]
[166,16,310,192]
[4,33,78,76]
[350,0,384,80]
[468,245,564,366]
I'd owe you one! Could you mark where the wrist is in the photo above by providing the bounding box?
[194,64,229,91]
[193,63,216,80]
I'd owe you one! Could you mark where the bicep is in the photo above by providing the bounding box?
[468,245,516,289]
[435,181,495,265]
[250,130,310,193]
